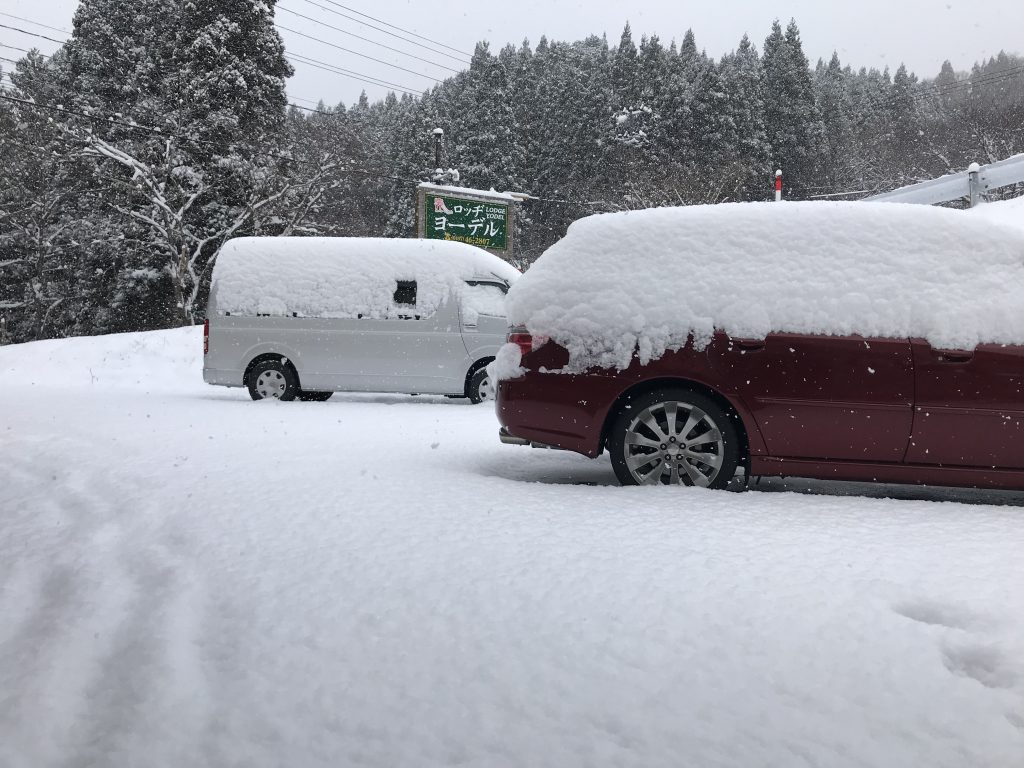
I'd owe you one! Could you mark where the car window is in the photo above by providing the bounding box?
[461,282,507,319]
[393,280,417,307]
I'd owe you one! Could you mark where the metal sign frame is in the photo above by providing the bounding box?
[416,184,515,257]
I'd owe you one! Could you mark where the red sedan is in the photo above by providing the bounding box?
[497,329,1024,490]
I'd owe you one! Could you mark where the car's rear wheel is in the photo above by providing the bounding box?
[467,367,493,404]
[298,390,333,402]
[608,389,739,488]
[247,359,299,401]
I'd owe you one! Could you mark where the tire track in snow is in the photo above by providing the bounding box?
[0,445,211,768]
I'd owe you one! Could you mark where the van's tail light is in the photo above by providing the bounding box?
[507,327,548,357]
[203,318,209,355]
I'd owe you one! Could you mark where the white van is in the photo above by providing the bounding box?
[202,237,520,402]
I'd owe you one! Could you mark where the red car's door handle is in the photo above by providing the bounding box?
[932,348,974,363]
[731,337,766,351]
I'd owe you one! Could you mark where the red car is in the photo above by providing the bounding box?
[497,329,1024,491]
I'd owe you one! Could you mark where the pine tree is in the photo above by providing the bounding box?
[762,19,825,197]
[719,34,771,200]
[815,52,853,191]
[611,23,639,109]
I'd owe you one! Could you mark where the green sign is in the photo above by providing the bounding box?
[424,193,509,251]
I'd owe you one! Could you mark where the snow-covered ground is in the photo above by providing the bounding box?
[2,327,1024,767]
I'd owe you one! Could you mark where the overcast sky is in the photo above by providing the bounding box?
[2,0,1022,111]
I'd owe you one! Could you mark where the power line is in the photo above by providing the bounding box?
[0,12,69,35]
[291,0,469,64]
[277,5,460,73]
[313,0,472,58]
[0,113,425,186]
[287,52,420,95]
[1,43,49,57]
[0,19,422,101]
[277,23,440,81]
[0,23,65,45]
[0,92,420,183]
[0,92,174,134]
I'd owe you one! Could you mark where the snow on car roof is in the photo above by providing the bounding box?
[212,237,519,318]
[971,195,1024,232]
[506,201,1024,371]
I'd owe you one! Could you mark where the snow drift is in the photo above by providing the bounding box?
[211,237,520,319]
[505,201,1024,371]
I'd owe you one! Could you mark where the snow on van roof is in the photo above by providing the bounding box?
[505,201,1024,371]
[211,237,519,318]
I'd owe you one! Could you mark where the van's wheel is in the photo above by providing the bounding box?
[608,389,739,489]
[467,368,493,404]
[247,359,299,401]
[298,390,333,402]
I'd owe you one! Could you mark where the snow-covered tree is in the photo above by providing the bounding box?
[762,19,825,197]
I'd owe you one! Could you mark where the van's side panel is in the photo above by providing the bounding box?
[304,300,470,394]
[203,315,306,388]
[204,301,474,395]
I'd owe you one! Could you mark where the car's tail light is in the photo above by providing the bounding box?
[203,318,209,355]
[507,327,534,357]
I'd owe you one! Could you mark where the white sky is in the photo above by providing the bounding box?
[2,0,1022,111]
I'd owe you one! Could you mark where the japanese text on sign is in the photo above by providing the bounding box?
[424,194,509,251]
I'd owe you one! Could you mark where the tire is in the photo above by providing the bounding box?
[298,390,333,402]
[467,367,493,404]
[247,358,300,401]
[608,388,740,489]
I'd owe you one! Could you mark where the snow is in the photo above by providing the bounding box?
[212,237,520,319]
[505,201,1024,372]
[2,328,1024,767]
[973,195,1024,231]
[417,182,522,202]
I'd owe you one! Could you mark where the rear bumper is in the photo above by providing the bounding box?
[498,427,530,446]
[498,427,566,450]
[496,371,622,458]
[203,367,241,387]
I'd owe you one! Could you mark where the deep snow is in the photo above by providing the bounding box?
[506,201,1024,370]
[2,328,1024,768]
[213,237,519,319]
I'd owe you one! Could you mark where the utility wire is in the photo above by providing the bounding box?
[0,12,69,35]
[1,43,49,57]
[277,23,440,81]
[291,0,469,64]
[0,23,65,45]
[1,20,422,98]
[313,0,472,57]
[287,52,420,94]
[277,5,460,73]
[0,92,426,183]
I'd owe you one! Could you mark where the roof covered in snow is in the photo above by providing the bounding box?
[506,201,1024,371]
[417,183,524,202]
[971,195,1024,231]
[211,237,519,319]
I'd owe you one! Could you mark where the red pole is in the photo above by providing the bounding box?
[774,169,783,202]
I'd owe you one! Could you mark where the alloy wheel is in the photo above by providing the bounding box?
[621,400,725,486]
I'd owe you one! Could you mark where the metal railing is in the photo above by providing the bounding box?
[863,153,1024,207]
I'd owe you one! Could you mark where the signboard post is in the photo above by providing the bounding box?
[416,183,516,259]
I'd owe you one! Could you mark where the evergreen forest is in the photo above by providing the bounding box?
[1,0,1023,343]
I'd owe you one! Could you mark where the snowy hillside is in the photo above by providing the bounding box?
[2,329,1024,767]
